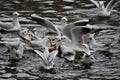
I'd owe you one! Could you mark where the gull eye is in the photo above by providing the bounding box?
[89,37,92,40]
[87,41,89,44]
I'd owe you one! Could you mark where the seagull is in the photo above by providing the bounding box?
[90,0,119,16]
[34,46,58,70]
[88,33,109,51]
[60,44,76,61]
[0,12,21,32]
[0,38,25,59]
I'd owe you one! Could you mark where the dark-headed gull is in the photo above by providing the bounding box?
[90,0,119,16]
[0,12,21,32]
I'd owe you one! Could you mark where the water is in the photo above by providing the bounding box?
[0,0,120,80]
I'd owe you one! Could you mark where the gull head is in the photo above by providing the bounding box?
[61,17,68,22]
[61,17,68,26]
[13,11,20,16]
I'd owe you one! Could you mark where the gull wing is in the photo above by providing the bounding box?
[34,50,48,65]
[43,46,50,59]
[30,14,58,34]
[70,26,87,45]
[62,19,90,40]
[90,0,99,7]
[48,50,58,64]
[106,0,119,12]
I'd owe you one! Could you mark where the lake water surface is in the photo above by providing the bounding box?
[0,0,120,80]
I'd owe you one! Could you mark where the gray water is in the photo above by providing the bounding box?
[0,0,120,80]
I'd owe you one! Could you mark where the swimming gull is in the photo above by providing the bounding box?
[90,0,119,16]
[0,12,21,32]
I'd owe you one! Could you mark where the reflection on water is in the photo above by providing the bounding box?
[0,0,120,80]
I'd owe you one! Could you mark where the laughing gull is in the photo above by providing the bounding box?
[34,46,58,70]
[90,0,119,16]
[0,12,21,32]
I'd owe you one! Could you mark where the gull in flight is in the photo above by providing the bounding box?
[90,0,119,16]
[0,12,21,32]
[0,38,25,60]
[34,46,58,70]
